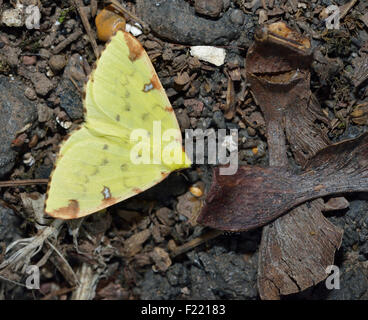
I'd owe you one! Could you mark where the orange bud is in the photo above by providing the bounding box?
[252,147,258,155]
[189,186,203,198]
[95,5,126,42]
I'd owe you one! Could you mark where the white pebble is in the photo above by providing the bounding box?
[56,116,72,129]
[23,153,35,167]
[125,23,143,37]
[190,46,226,67]
[1,5,24,27]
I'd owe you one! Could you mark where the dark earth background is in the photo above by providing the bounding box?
[0,0,368,300]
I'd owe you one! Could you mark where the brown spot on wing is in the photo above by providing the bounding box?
[47,199,80,219]
[124,32,143,62]
[161,171,169,179]
[165,106,174,112]
[101,196,119,207]
[150,74,162,90]
[133,187,142,194]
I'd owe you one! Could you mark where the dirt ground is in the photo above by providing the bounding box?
[0,0,368,300]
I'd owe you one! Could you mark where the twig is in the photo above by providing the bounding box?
[0,274,27,288]
[71,263,100,300]
[73,0,99,59]
[170,229,223,258]
[68,76,82,94]
[0,179,48,188]
[340,0,358,20]
[47,240,79,287]
[52,30,83,54]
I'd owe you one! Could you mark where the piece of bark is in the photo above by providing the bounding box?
[323,197,349,212]
[71,263,100,300]
[258,199,342,299]
[198,132,368,231]
[246,23,343,299]
[351,42,368,88]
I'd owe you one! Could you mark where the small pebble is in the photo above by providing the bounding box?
[1,7,24,27]
[194,0,223,18]
[23,153,35,167]
[49,55,67,73]
[190,46,226,67]
[39,49,51,59]
[213,110,226,129]
[22,55,37,65]
[126,23,143,37]
[24,87,37,101]
[37,104,53,123]
[230,9,245,25]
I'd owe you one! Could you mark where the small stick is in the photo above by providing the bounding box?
[0,179,48,188]
[47,240,79,287]
[340,0,358,20]
[73,0,100,59]
[52,30,83,54]
[0,274,27,288]
[170,229,223,258]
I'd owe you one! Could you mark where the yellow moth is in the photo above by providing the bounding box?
[45,31,191,219]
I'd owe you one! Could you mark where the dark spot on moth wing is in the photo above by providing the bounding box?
[101,158,109,166]
[124,32,143,62]
[103,144,109,150]
[91,167,100,176]
[121,89,130,98]
[116,114,121,121]
[142,113,149,121]
[47,199,80,219]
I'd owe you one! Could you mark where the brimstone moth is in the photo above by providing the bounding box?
[45,31,191,219]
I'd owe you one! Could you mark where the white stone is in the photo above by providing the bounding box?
[1,5,24,27]
[126,23,143,37]
[190,46,226,67]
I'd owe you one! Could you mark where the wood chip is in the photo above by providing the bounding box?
[124,229,151,257]
[150,247,171,272]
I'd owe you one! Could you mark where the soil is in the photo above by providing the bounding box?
[0,0,368,300]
